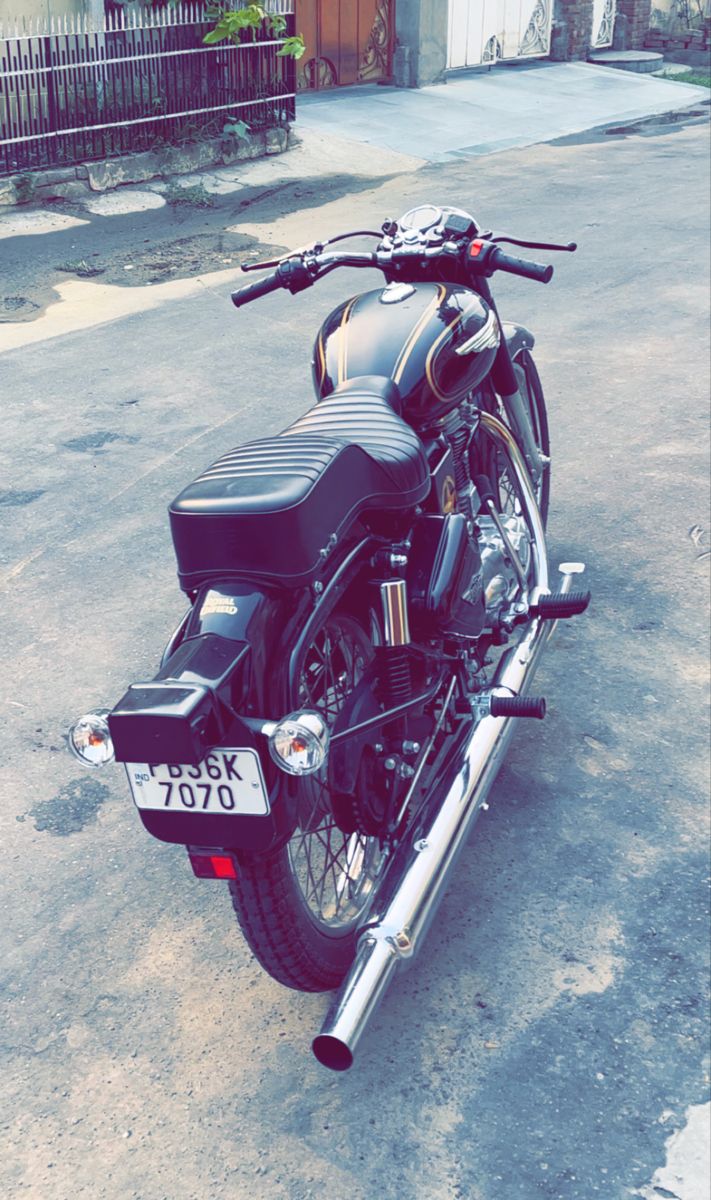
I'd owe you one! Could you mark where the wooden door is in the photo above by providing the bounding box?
[295,0,393,90]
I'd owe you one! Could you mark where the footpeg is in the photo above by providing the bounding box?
[489,695,546,719]
[530,590,590,620]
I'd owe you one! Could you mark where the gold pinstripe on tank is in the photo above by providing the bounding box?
[424,300,475,403]
[392,284,447,386]
[316,330,327,388]
[338,298,357,384]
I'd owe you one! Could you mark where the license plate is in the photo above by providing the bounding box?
[125,748,269,816]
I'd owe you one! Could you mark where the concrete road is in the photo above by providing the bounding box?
[0,112,709,1200]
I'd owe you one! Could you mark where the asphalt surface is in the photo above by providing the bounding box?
[0,109,710,1200]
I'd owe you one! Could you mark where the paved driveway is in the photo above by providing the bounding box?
[0,111,709,1200]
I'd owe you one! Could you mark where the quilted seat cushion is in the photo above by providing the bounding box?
[169,381,430,588]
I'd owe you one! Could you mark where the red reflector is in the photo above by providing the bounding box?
[469,239,484,258]
[188,850,237,880]
[210,855,237,879]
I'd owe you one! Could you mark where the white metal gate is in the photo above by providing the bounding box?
[447,0,553,68]
[591,0,617,48]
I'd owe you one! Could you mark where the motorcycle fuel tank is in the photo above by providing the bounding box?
[312,281,499,426]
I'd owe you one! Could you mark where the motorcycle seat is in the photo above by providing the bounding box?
[169,379,430,589]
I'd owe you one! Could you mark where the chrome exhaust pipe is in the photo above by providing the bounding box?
[312,562,584,1071]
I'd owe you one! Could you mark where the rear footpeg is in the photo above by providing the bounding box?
[530,590,590,620]
[490,695,546,719]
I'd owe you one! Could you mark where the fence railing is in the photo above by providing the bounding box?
[0,3,296,177]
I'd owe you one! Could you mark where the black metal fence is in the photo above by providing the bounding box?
[0,3,296,176]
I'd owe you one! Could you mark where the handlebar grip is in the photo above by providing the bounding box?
[490,247,553,284]
[231,272,282,308]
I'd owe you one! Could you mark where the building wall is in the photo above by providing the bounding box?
[395,0,448,85]
[392,0,657,85]
[0,0,97,26]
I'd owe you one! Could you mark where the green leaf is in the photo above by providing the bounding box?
[223,119,250,138]
[203,5,293,50]
[276,34,306,60]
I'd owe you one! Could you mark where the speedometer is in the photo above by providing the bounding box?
[399,205,442,232]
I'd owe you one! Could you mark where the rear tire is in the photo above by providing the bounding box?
[228,612,386,992]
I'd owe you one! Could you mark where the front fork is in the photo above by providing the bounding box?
[478,280,546,487]
[500,369,546,489]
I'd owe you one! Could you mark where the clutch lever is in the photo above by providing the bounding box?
[241,241,326,273]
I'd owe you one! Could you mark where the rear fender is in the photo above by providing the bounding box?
[109,581,308,851]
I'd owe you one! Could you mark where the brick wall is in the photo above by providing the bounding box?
[552,0,595,59]
[614,0,653,49]
[553,0,655,56]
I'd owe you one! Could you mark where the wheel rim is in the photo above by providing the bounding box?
[286,616,387,934]
[497,362,547,515]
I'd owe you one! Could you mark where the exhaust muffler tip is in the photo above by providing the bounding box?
[311,935,399,1070]
[312,1035,354,1071]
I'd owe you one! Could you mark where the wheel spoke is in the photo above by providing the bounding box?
[286,615,386,930]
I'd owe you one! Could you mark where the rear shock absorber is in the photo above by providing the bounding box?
[379,580,413,706]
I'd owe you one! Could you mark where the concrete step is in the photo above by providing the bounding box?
[650,61,700,77]
[588,49,664,73]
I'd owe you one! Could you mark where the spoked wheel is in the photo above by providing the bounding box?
[229,612,388,992]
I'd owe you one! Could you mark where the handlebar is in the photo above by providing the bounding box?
[231,251,376,308]
[231,271,284,308]
[467,239,553,283]
[231,237,558,309]
[487,246,554,284]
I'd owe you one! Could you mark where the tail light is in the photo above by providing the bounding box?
[187,848,238,880]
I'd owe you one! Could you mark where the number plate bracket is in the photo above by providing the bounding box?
[126,749,269,816]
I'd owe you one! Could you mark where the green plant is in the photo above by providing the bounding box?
[677,70,711,87]
[223,117,250,139]
[657,66,711,86]
[203,4,305,57]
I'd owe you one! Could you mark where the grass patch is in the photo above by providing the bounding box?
[657,67,711,87]
[163,181,215,208]
[679,70,711,87]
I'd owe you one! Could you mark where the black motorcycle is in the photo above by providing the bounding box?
[69,204,589,1070]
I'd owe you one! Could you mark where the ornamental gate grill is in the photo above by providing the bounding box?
[591,0,617,47]
[447,0,553,67]
[295,0,393,90]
